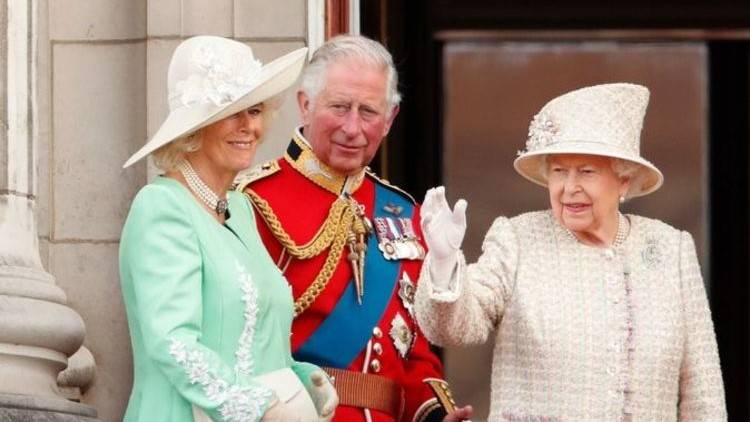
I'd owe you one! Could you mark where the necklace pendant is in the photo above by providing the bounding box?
[179,160,229,216]
[215,198,229,215]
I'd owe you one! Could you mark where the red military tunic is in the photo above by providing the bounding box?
[239,132,451,422]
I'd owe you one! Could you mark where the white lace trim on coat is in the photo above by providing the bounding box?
[235,261,261,375]
[167,261,271,421]
[169,340,272,421]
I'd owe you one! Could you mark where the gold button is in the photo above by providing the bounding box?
[373,343,383,355]
[372,327,383,338]
[370,359,381,373]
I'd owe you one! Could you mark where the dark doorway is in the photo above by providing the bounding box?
[362,1,750,420]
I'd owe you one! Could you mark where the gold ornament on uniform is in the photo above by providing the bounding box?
[346,195,373,304]
[389,312,414,358]
[423,378,457,414]
[245,188,373,316]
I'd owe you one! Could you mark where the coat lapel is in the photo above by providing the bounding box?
[224,193,254,252]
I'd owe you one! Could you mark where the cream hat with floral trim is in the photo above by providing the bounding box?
[123,36,307,168]
[513,83,663,197]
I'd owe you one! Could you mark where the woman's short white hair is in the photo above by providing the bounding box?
[538,154,644,199]
[300,35,401,112]
[150,96,282,172]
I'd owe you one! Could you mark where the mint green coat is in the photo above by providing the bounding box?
[119,177,319,421]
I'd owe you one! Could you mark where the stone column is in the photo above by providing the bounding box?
[0,0,96,420]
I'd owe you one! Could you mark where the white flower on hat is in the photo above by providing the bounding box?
[174,44,262,108]
[123,35,308,169]
[525,111,559,153]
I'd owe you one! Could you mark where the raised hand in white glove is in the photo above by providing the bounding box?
[306,370,338,421]
[421,186,467,289]
[262,395,299,421]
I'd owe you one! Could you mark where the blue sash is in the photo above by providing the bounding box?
[294,183,412,368]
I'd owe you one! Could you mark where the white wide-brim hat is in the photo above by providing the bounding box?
[513,83,664,198]
[123,36,308,168]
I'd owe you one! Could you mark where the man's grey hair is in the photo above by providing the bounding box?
[300,35,402,111]
[538,154,644,199]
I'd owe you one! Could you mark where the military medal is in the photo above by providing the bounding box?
[385,218,411,259]
[397,218,418,259]
[375,217,397,260]
[398,273,416,317]
[389,312,414,358]
[398,218,426,260]
[375,216,426,261]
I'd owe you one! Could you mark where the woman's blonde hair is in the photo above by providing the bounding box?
[151,134,202,172]
[150,96,283,172]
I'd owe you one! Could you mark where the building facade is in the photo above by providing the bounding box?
[0,1,327,420]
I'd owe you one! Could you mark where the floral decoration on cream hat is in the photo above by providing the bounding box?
[513,83,664,197]
[123,36,307,168]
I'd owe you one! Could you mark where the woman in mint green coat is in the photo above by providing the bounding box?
[119,36,337,422]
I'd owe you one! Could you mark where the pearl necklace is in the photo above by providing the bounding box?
[612,212,630,248]
[563,212,629,248]
[178,160,229,215]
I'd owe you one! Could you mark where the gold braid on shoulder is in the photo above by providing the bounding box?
[244,188,356,317]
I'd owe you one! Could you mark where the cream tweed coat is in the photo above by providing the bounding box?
[415,210,726,421]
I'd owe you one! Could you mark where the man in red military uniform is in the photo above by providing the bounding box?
[239,35,472,422]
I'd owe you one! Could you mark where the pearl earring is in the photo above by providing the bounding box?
[619,195,625,204]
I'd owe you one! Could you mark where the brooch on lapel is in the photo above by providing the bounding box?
[383,202,403,216]
[390,312,414,359]
[641,237,663,268]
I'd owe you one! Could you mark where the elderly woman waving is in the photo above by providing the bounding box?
[415,83,726,421]
[119,36,336,422]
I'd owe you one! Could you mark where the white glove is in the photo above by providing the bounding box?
[262,395,299,421]
[307,370,338,421]
[421,186,467,289]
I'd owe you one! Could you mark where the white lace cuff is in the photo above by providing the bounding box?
[170,339,273,421]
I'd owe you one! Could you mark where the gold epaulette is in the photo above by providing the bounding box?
[364,168,417,204]
[233,160,280,192]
